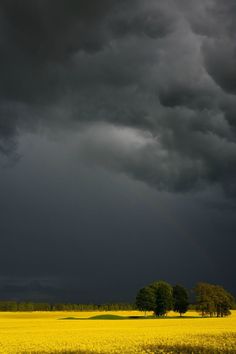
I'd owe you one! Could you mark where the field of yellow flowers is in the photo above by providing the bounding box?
[0,310,235,353]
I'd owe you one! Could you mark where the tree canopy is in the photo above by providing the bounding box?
[153,281,173,316]
[173,284,189,316]
[195,282,235,317]
[136,280,173,316]
[135,286,156,315]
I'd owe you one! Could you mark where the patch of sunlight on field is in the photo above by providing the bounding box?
[0,311,235,353]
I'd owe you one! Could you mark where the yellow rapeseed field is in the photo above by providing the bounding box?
[0,310,235,353]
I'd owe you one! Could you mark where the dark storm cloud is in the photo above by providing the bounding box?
[0,279,60,301]
[1,134,236,301]
[0,104,17,153]
[1,0,113,58]
[1,0,236,197]
[0,0,173,103]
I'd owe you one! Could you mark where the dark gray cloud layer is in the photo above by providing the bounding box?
[0,1,236,301]
[1,0,235,196]
[0,134,235,302]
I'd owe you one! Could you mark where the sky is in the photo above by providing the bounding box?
[0,0,236,303]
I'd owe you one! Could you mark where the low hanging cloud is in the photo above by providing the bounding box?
[0,0,236,196]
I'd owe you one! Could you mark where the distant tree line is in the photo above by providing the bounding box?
[136,281,235,317]
[0,301,135,312]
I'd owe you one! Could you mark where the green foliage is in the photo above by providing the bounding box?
[135,286,156,314]
[136,281,174,316]
[195,282,235,317]
[173,284,189,316]
[135,280,234,319]
[0,301,18,311]
[18,302,35,311]
[0,301,135,312]
[153,281,173,316]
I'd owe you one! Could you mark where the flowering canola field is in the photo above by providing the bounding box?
[0,311,235,353]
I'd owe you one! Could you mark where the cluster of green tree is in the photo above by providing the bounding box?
[0,301,135,312]
[136,281,235,317]
[136,281,188,317]
[195,282,235,317]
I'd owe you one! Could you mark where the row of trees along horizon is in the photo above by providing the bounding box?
[0,282,235,316]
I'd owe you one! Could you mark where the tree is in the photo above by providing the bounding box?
[195,282,214,317]
[213,285,235,317]
[136,281,174,317]
[173,284,189,316]
[153,281,173,317]
[195,282,235,317]
[135,286,156,316]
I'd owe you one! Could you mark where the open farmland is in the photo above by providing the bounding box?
[0,311,235,353]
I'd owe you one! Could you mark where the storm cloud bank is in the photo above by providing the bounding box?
[1,0,236,196]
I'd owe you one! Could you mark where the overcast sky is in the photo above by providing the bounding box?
[0,0,235,303]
